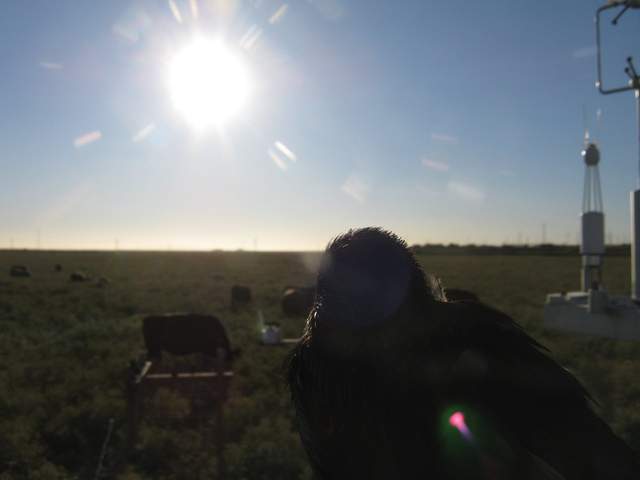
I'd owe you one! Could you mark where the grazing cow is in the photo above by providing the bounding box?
[10,265,31,278]
[70,271,89,282]
[97,277,110,288]
[54,264,63,272]
[142,314,233,364]
[444,288,479,303]
[282,286,315,317]
[230,285,252,310]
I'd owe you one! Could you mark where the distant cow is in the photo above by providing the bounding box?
[70,271,89,282]
[230,285,252,310]
[282,286,315,317]
[10,265,31,278]
[97,277,110,288]
[54,264,63,272]
[444,288,479,302]
[142,314,233,364]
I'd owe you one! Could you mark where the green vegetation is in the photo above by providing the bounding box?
[411,243,631,256]
[0,250,638,479]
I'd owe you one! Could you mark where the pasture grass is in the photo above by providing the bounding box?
[0,250,638,479]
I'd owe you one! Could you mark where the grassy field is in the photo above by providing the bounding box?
[0,250,639,479]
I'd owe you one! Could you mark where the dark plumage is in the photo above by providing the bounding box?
[445,288,480,303]
[282,286,316,317]
[287,228,639,479]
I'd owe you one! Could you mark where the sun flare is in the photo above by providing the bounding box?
[168,38,250,129]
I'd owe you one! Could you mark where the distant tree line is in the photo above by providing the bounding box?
[410,243,631,256]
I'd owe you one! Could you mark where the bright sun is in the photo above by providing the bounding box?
[168,38,250,129]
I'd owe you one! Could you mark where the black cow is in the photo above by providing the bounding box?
[444,288,479,302]
[282,286,315,317]
[54,264,63,272]
[70,271,89,282]
[143,314,233,363]
[230,285,252,310]
[10,265,31,278]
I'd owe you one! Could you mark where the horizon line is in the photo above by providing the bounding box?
[0,242,632,254]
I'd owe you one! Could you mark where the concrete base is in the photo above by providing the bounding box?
[544,291,640,340]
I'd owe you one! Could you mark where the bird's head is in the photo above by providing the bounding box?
[288,228,448,477]
[305,228,443,353]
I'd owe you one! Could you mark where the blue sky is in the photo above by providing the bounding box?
[0,0,638,250]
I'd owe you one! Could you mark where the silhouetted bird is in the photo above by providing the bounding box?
[287,228,639,479]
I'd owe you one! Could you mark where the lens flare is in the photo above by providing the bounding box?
[449,411,473,441]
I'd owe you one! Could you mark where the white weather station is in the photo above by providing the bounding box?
[544,0,640,340]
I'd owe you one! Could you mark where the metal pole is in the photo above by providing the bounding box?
[634,90,640,300]
[215,348,226,480]
[94,418,115,480]
[126,365,140,452]
[216,400,225,479]
[631,189,640,300]
[595,2,640,299]
[637,89,640,188]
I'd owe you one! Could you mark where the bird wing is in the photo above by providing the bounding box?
[436,301,591,402]
[420,300,640,480]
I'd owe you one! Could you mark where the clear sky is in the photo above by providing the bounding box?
[1,0,638,251]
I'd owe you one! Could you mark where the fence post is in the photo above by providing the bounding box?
[126,362,140,452]
[215,347,226,479]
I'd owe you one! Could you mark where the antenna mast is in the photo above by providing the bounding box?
[542,1,640,340]
[581,142,605,291]
[596,0,640,298]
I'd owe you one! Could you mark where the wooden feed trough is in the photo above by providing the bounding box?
[126,314,234,479]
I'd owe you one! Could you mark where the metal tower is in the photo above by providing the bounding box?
[580,141,605,291]
[596,0,640,299]
[543,1,640,341]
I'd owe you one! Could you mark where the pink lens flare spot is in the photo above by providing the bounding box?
[449,411,473,441]
[449,411,466,430]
